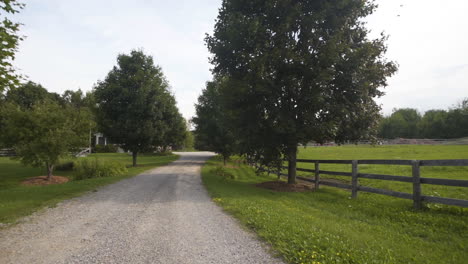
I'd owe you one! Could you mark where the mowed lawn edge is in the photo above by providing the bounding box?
[202,152,468,264]
[0,153,179,225]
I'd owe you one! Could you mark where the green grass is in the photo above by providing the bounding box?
[0,153,178,224]
[202,145,468,264]
[295,145,468,200]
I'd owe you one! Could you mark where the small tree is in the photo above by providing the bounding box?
[193,79,236,165]
[94,50,176,166]
[0,101,91,179]
[206,0,397,182]
[0,0,24,92]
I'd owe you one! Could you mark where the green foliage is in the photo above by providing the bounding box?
[55,160,75,171]
[193,79,236,161]
[379,108,421,138]
[94,50,184,166]
[5,81,52,109]
[0,101,93,177]
[210,165,235,180]
[379,100,468,139]
[73,158,127,180]
[0,0,25,92]
[0,153,179,224]
[161,105,187,150]
[94,144,118,153]
[418,110,448,138]
[183,130,195,150]
[206,0,397,182]
[202,148,468,264]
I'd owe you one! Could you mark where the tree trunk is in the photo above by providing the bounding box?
[46,162,54,181]
[287,145,297,184]
[132,151,138,167]
[223,155,227,166]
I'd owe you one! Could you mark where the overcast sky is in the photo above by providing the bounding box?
[11,0,468,119]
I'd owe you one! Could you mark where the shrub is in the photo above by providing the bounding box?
[211,166,235,180]
[74,158,127,180]
[55,160,75,171]
[94,144,119,153]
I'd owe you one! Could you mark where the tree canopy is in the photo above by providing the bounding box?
[0,0,24,92]
[94,50,184,166]
[193,79,236,164]
[5,81,54,109]
[379,100,468,139]
[205,0,397,183]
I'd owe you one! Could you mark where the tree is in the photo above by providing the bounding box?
[446,98,468,138]
[206,0,397,183]
[94,50,177,166]
[5,81,51,109]
[157,94,187,151]
[379,108,421,139]
[0,101,91,179]
[193,79,236,165]
[418,110,448,138]
[61,89,97,150]
[0,0,24,92]
[183,129,195,151]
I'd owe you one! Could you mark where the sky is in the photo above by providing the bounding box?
[9,0,468,119]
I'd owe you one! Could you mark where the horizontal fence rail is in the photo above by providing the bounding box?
[258,159,468,209]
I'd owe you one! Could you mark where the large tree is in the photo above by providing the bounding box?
[0,101,91,179]
[94,50,177,166]
[206,0,397,183]
[0,0,24,92]
[193,79,236,165]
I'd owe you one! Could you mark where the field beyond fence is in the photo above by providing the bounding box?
[261,158,468,209]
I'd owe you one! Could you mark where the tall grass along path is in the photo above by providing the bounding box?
[0,152,283,264]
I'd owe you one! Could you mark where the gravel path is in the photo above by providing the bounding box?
[0,152,283,264]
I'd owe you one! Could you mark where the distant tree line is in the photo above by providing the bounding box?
[379,100,468,139]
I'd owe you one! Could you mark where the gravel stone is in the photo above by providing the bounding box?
[0,152,284,264]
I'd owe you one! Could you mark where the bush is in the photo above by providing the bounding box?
[55,160,75,171]
[74,158,127,180]
[94,144,119,153]
[211,166,235,180]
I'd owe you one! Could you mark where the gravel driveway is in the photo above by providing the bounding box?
[0,152,283,264]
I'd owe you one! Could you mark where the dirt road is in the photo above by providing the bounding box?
[0,152,282,264]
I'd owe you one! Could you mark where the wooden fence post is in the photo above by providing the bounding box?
[314,161,320,190]
[351,160,358,198]
[412,160,422,209]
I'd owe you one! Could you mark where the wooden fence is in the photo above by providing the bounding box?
[259,159,468,209]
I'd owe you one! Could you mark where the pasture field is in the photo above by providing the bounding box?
[202,145,468,264]
[295,145,468,200]
[0,153,178,224]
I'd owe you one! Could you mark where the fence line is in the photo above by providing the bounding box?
[258,159,468,209]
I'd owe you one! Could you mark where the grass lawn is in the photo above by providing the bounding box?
[202,145,468,264]
[0,153,179,225]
